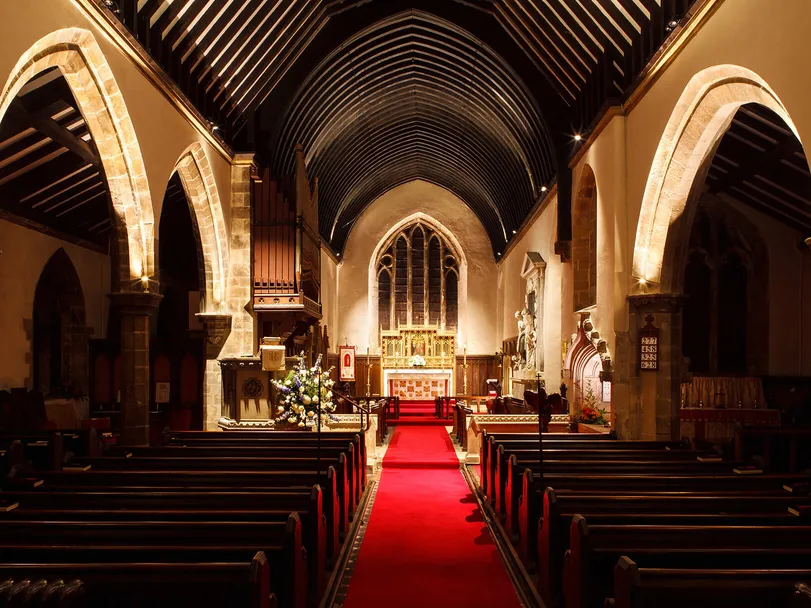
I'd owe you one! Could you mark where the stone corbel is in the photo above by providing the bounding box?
[196,312,232,359]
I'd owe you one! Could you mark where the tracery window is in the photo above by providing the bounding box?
[376,221,459,331]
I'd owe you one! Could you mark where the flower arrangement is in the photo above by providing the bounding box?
[408,354,426,367]
[570,384,609,425]
[272,353,337,428]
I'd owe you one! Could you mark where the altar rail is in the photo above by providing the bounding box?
[435,395,491,419]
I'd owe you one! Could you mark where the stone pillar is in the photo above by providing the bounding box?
[196,312,232,429]
[109,291,162,446]
[225,154,256,358]
[627,294,684,441]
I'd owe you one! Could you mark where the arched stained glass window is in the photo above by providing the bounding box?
[376,221,459,331]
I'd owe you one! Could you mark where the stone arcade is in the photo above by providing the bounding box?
[2,1,811,607]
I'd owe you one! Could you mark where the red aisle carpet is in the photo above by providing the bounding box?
[343,424,520,607]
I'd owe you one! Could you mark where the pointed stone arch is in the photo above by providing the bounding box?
[32,248,89,395]
[0,28,155,288]
[632,65,801,293]
[172,142,230,311]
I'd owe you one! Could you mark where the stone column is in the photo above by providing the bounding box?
[224,154,256,359]
[109,291,162,446]
[196,312,232,429]
[627,294,684,441]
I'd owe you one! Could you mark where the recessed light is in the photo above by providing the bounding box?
[541,186,547,192]
[512,230,517,235]
[574,134,582,142]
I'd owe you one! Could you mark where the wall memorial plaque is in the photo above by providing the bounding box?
[639,315,659,371]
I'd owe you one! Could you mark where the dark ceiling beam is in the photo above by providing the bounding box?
[709,133,803,197]
[6,98,100,168]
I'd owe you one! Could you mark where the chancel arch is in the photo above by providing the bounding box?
[0,28,155,288]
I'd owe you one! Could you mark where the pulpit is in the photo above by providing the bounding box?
[219,358,273,427]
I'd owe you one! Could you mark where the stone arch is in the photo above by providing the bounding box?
[573,165,597,311]
[0,28,155,288]
[631,65,801,292]
[32,248,89,395]
[171,142,230,311]
[564,313,611,412]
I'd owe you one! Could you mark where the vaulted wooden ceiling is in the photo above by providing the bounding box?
[0,68,112,250]
[109,0,696,252]
[707,104,811,237]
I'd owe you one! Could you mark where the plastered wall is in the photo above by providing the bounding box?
[0,219,110,389]
[337,180,498,356]
[496,196,563,389]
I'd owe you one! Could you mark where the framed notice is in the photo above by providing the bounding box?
[339,346,356,381]
[155,382,170,403]
[639,315,659,371]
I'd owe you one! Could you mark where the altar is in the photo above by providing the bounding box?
[384,369,452,399]
[380,325,457,399]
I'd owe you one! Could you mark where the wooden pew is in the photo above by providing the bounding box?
[0,517,305,608]
[166,430,368,487]
[107,441,364,509]
[71,451,357,520]
[536,487,811,605]
[30,465,350,541]
[164,430,367,494]
[517,469,811,574]
[0,553,272,608]
[610,556,811,608]
[501,454,732,533]
[0,486,329,600]
[564,515,811,608]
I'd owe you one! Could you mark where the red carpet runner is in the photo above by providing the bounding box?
[343,424,521,607]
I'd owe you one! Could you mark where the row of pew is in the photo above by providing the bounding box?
[0,427,368,607]
[479,430,811,607]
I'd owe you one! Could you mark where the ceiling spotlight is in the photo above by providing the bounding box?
[574,134,582,142]
[665,17,681,32]
[103,0,121,14]
[512,230,517,235]
[337,253,341,258]
[541,186,548,192]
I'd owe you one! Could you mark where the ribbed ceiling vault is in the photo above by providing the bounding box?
[271,12,555,251]
[112,0,696,253]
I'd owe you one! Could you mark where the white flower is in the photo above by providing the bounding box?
[299,386,304,394]
[312,396,319,404]
[302,394,311,405]
[307,410,315,418]
[298,421,305,427]
[285,379,291,386]
[276,406,284,413]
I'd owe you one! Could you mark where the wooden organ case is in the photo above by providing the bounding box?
[251,145,322,352]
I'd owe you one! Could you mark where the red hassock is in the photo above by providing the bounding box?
[343,424,521,607]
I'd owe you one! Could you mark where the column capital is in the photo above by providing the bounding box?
[627,292,685,313]
[108,291,163,316]
[195,312,232,359]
